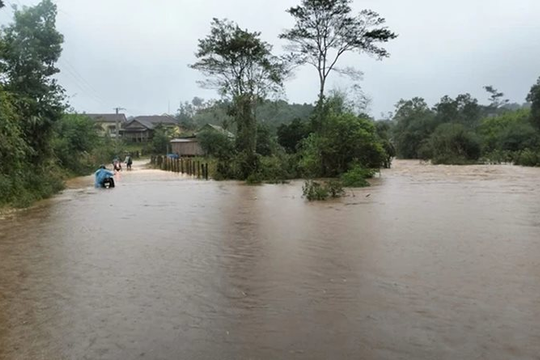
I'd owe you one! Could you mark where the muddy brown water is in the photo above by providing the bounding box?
[1,160,540,360]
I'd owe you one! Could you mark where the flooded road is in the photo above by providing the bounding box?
[1,160,540,359]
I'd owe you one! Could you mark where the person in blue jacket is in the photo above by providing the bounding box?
[95,165,115,188]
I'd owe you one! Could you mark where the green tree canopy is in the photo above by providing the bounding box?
[526,76,540,129]
[392,97,437,159]
[300,112,385,177]
[0,0,65,164]
[52,114,100,174]
[277,118,311,153]
[197,130,235,160]
[425,123,481,164]
[434,94,481,128]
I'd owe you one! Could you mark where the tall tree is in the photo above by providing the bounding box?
[526,77,540,129]
[484,85,508,110]
[0,0,65,164]
[280,0,397,105]
[190,18,286,177]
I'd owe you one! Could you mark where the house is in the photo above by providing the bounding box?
[170,123,235,156]
[86,113,128,138]
[121,115,178,142]
[170,138,204,157]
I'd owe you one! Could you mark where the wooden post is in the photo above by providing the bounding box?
[197,161,201,178]
[205,163,209,180]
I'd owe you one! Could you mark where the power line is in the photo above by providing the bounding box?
[59,67,109,108]
[58,58,114,110]
[59,59,107,102]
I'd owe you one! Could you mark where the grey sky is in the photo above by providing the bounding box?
[1,0,539,117]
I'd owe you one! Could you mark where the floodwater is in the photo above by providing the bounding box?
[1,160,540,360]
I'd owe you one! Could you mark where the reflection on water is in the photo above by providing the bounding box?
[1,161,540,359]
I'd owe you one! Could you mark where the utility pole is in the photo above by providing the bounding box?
[114,107,125,142]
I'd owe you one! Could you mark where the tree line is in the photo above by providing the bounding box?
[390,82,540,166]
[0,1,121,207]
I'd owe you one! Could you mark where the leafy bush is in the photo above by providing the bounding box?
[245,172,263,185]
[257,154,298,182]
[150,124,174,154]
[326,179,345,198]
[277,118,311,153]
[0,166,64,208]
[302,180,344,201]
[299,115,386,177]
[197,130,235,159]
[427,123,481,164]
[515,149,540,167]
[478,109,532,153]
[481,149,513,164]
[52,114,101,175]
[340,164,374,187]
[302,180,329,201]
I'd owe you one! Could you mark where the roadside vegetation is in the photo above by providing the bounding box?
[0,1,127,208]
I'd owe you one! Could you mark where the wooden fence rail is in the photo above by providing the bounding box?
[150,156,209,180]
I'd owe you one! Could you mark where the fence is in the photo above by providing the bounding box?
[150,156,209,180]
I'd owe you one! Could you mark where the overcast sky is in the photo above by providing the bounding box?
[1,0,539,117]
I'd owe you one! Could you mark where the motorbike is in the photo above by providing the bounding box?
[113,160,122,171]
[102,177,115,189]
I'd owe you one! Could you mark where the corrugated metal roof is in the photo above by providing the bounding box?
[86,113,127,123]
[129,115,178,130]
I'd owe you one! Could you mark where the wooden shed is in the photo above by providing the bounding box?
[170,138,204,157]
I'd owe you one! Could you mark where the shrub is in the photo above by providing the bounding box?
[302,180,329,201]
[515,149,540,167]
[326,179,345,198]
[340,164,374,187]
[197,130,235,159]
[302,179,345,201]
[427,123,481,164]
